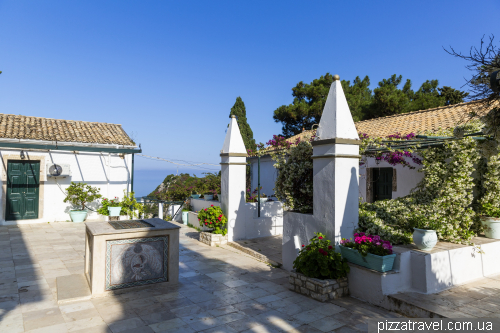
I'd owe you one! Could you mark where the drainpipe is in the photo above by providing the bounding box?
[131,153,135,194]
[258,155,260,217]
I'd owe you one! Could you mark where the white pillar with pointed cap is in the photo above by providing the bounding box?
[312,74,360,246]
[220,115,247,242]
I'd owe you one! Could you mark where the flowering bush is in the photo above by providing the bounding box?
[359,124,485,244]
[197,205,227,235]
[293,232,349,280]
[340,233,393,257]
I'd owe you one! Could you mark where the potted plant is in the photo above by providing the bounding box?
[197,205,228,246]
[198,205,227,234]
[97,197,124,218]
[294,233,349,279]
[339,233,396,273]
[258,193,268,205]
[190,190,200,199]
[480,203,500,239]
[408,214,439,250]
[291,233,350,301]
[204,191,214,201]
[108,197,122,217]
[63,182,102,223]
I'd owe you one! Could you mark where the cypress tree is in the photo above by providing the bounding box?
[229,97,256,151]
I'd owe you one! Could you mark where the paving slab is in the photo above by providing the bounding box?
[56,274,91,304]
[0,221,405,332]
[388,275,500,318]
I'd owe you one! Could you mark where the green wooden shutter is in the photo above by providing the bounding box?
[373,168,393,201]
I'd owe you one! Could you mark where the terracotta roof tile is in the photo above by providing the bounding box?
[355,100,494,137]
[0,114,135,146]
[288,100,495,141]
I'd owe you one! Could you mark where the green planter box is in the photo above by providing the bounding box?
[339,245,396,273]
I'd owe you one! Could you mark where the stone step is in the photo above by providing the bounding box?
[386,292,478,318]
[227,241,282,267]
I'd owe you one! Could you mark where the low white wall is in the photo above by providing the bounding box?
[191,198,221,212]
[282,211,317,271]
[190,198,283,241]
[346,240,500,308]
[359,157,424,202]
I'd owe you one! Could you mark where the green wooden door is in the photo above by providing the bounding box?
[6,161,40,220]
[373,168,393,201]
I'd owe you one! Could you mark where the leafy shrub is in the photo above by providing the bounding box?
[121,191,144,219]
[293,233,349,280]
[340,233,393,256]
[64,182,101,210]
[197,205,227,235]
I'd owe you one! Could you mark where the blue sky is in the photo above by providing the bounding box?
[1,1,498,196]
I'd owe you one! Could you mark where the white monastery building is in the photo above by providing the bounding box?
[249,100,492,202]
[0,114,140,225]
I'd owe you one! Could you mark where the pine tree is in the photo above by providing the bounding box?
[229,97,256,151]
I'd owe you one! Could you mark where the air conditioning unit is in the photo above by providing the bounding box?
[46,164,71,178]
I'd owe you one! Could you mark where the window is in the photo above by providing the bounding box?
[367,168,395,202]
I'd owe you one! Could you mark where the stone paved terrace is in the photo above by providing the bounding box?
[0,221,406,333]
[388,275,500,318]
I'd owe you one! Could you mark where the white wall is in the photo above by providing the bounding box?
[248,156,278,197]
[0,149,132,225]
[190,198,283,240]
[359,156,424,202]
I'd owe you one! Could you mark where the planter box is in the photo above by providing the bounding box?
[289,271,348,302]
[199,231,228,247]
[339,245,396,273]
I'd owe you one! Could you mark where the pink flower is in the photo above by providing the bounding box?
[318,236,323,239]
[205,209,207,211]
[302,245,305,247]
[328,245,333,250]
[211,205,214,207]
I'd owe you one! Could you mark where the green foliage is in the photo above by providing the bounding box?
[438,86,469,106]
[121,191,144,219]
[342,76,373,122]
[273,73,335,137]
[97,197,122,216]
[197,205,227,235]
[479,153,500,219]
[63,182,101,210]
[272,141,313,213]
[273,73,468,136]
[408,213,440,231]
[293,233,349,280]
[230,97,256,151]
[150,172,221,201]
[481,203,500,218]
